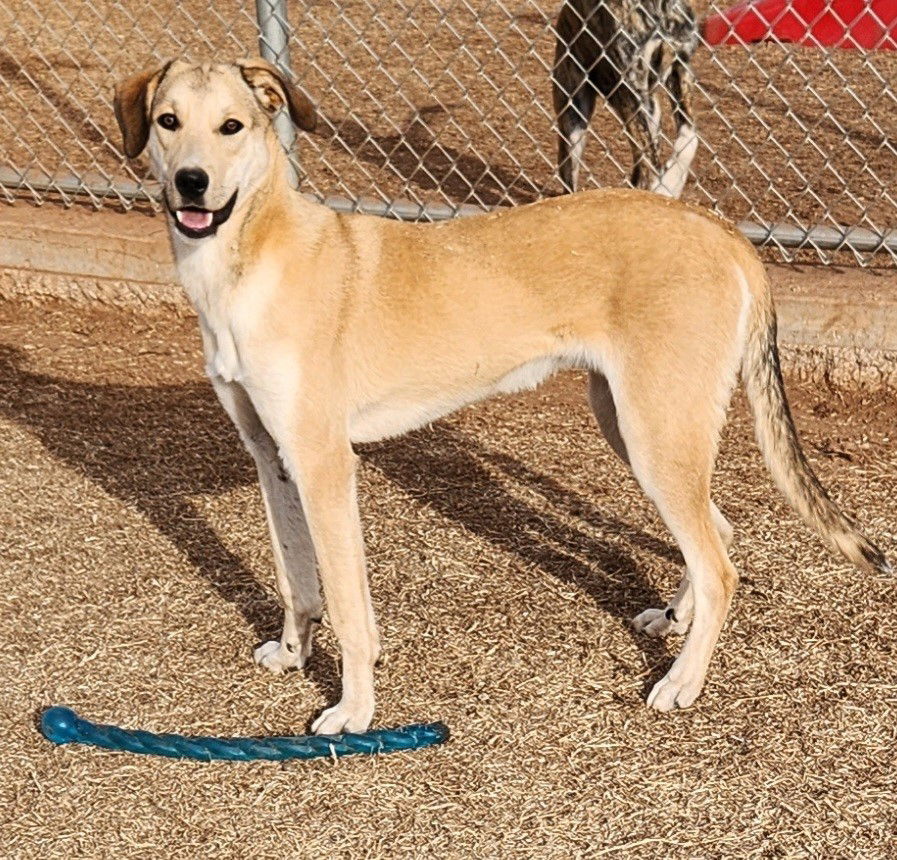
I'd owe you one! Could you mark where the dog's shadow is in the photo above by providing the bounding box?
[0,344,675,705]
[363,427,679,632]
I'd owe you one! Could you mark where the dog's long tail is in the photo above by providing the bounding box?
[741,262,890,574]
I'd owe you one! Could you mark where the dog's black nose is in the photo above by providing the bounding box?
[174,168,209,200]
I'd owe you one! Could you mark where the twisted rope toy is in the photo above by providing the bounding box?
[41,706,449,762]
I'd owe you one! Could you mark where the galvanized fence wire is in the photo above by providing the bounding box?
[0,0,894,264]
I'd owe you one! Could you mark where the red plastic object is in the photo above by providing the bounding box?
[702,0,897,50]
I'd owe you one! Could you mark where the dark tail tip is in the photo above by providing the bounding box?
[860,540,892,575]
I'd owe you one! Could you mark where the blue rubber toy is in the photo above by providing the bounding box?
[40,706,449,762]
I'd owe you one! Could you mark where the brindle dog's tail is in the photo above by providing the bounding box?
[741,268,890,574]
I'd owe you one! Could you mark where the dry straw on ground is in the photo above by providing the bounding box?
[0,299,895,858]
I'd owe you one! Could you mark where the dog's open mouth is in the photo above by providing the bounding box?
[166,190,238,239]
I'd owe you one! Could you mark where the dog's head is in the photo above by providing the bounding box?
[113,58,315,240]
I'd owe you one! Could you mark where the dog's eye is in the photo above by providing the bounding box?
[220,119,244,136]
[157,113,179,131]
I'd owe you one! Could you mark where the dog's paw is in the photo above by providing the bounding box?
[646,665,704,712]
[253,640,307,674]
[632,607,690,638]
[311,699,375,735]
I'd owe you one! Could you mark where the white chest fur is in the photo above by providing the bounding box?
[204,322,242,383]
[174,236,272,385]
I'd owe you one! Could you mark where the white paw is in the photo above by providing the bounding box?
[633,607,690,638]
[253,640,307,674]
[311,699,375,735]
[647,665,705,712]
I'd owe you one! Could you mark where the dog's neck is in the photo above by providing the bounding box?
[168,133,330,321]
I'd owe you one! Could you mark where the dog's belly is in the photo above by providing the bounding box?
[348,355,569,443]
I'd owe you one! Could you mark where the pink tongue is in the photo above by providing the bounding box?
[180,210,213,231]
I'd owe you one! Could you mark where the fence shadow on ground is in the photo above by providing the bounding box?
[0,344,678,702]
[325,105,546,207]
[0,48,111,150]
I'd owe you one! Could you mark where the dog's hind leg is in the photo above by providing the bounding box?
[631,499,735,640]
[587,371,732,640]
[210,377,322,673]
[587,370,630,465]
[653,52,697,198]
[607,37,664,190]
[554,78,597,194]
[614,86,662,190]
[631,496,734,640]
[646,499,736,711]
[593,358,740,709]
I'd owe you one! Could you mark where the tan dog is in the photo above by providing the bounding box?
[114,58,888,733]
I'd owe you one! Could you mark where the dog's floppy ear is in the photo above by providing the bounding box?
[237,58,316,132]
[113,61,173,158]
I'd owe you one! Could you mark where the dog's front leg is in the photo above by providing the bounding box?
[208,376,322,670]
[277,429,380,734]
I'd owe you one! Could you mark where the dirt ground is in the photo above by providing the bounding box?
[0,297,895,858]
[1,0,895,246]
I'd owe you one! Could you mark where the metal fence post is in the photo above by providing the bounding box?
[255,0,298,186]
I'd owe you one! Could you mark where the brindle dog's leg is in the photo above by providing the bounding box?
[553,52,598,193]
[653,50,698,198]
[556,87,598,194]
[613,68,662,190]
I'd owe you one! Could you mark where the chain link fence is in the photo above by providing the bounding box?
[0,0,894,264]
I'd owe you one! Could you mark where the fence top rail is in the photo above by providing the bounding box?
[4,166,894,258]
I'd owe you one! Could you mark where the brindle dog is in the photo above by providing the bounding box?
[553,0,699,196]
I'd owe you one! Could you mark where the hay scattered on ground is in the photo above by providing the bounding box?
[0,299,894,858]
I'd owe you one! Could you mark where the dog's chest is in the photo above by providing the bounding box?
[204,319,242,382]
[176,245,267,384]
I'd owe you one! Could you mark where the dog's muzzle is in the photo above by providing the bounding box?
[165,189,238,240]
